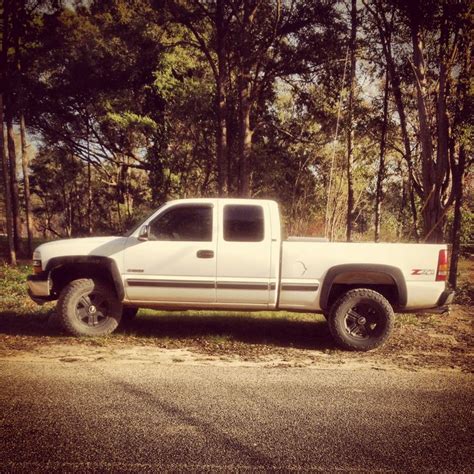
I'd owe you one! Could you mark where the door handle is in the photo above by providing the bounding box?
[196,250,214,259]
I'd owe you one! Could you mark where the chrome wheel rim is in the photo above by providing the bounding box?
[343,304,381,340]
[75,291,109,327]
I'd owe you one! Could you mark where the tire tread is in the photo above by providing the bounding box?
[57,278,121,337]
[328,288,394,351]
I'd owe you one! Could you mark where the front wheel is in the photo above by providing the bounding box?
[57,278,122,337]
[328,289,394,351]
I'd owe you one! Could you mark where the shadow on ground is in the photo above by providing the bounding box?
[0,310,334,351]
[125,313,333,350]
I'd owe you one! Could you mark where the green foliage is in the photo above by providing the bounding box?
[1,0,469,245]
[0,263,44,314]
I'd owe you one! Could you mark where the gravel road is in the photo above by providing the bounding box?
[0,356,472,472]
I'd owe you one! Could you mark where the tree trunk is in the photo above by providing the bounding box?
[215,0,227,196]
[436,8,449,196]
[374,71,389,242]
[346,0,357,242]
[6,109,22,253]
[225,93,236,194]
[1,1,16,264]
[448,146,465,289]
[0,97,16,264]
[397,179,407,240]
[367,1,420,239]
[408,180,419,242]
[449,10,471,287]
[87,161,93,234]
[389,64,420,241]
[238,76,252,197]
[411,20,443,242]
[116,165,122,231]
[19,114,33,255]
[426,7,450,243]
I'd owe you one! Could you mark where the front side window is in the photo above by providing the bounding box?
[149,205,212,241]
[224,205,264,242]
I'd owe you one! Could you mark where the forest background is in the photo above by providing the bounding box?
[0,0,472,288]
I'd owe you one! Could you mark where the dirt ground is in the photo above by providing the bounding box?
[0,304,472,372]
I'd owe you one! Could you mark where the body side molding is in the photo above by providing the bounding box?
[126,280,275,291]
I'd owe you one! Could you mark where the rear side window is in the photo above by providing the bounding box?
[224,205,264,242]
[149,205,212,241]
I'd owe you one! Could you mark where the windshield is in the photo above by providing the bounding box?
[122,205,165,237]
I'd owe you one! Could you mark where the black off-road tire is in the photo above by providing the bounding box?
[328,288,394,351]
[57,278,122,337]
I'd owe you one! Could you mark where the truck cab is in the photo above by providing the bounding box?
[122,199,281,309]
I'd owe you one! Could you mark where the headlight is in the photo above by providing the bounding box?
[32,250,42,274]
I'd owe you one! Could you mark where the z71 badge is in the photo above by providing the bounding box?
[411,269,435,276]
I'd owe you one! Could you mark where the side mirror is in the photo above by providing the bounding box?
[138,225,149,241]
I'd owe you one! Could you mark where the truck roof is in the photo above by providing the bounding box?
[166,197,278,206]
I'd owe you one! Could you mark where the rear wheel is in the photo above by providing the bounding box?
[328,288,394,351]
[57,278,122,337]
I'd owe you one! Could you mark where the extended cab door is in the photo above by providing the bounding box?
[122,202,217,304]
[215,201,278,307]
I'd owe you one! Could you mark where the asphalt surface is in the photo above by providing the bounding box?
[0,358,472,472]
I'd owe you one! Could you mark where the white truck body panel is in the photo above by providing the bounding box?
[280,242,446,310]
[36,236,128,267]
[30,198,450,313]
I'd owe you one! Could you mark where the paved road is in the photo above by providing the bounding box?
[0,358,472,472]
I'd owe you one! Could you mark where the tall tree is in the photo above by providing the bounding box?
[167,0,231,195]
[374,71,389,242]
[346,0,357,241]
[0,0,16,264]
[448,3,472,288]
[363,0,421,240]
[15,0,34,255]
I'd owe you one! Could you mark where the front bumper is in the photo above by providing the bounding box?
[27,274,52,304]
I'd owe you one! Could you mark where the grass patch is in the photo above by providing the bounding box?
[454,258,474,305]
[0,263,53,315]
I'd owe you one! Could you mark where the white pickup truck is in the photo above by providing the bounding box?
[27,198,453,351]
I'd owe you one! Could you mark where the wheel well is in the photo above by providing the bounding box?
[326,270,400,310]
[320,266,405,311]
[50,263,116,299]
[327,283,398,309]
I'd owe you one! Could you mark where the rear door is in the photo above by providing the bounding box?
[215,202,273,307]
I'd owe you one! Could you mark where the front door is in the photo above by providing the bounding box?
[123,202,217,304]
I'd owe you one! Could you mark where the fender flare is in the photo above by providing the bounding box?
[45,256,125,301]
[319,263,407,311]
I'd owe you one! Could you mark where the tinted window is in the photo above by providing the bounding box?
[224,205,264,242]
[149,205,212,241]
